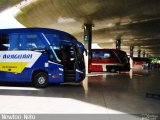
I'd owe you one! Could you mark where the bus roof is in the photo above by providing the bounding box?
[0,27,85,52]
[0,27,78,42]
[0,28,69,35]
[91,49,127,53]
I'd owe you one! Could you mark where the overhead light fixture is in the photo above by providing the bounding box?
[123,39,130,41]
[108,39,114,42]
[57,17,76,24]
[105,23,115,28]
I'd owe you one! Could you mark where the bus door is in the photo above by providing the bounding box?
[61,42,77,82]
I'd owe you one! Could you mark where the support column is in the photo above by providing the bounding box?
[138,48,141,57]
[83,24,93,73]
[143,51,146,58]
[146,53,149,58]
[130,46,134,69]
[115,39,121,50]
[130,46,134,58]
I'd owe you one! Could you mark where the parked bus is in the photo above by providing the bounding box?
[0,28,85,88]
[89,49,130,72]
[133,57,151,69]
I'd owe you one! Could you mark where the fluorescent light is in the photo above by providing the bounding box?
[57,17,76,24]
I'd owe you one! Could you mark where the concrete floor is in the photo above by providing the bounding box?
[0,69,160,115]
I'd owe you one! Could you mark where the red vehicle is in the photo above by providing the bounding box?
[89,49,130,72]
[133,57,151,69]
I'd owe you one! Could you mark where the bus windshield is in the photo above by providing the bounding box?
[92,51,111,59]
[117,53,129,64]
[41,33,61,62]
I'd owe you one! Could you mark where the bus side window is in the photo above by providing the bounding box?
[9,34,19,50]
[19,35,26,50]
[110,51,117,58]
[104,52,111,58]
[92,51,100,58]
[0,34,9,51]
[26,35,37,50]
[19,34,46,50]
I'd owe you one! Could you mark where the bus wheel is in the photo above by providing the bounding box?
[33,72,48,88]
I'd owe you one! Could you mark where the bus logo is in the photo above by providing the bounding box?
[3,54,32,59]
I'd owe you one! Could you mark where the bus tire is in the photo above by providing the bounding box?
[33,72,48,88]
